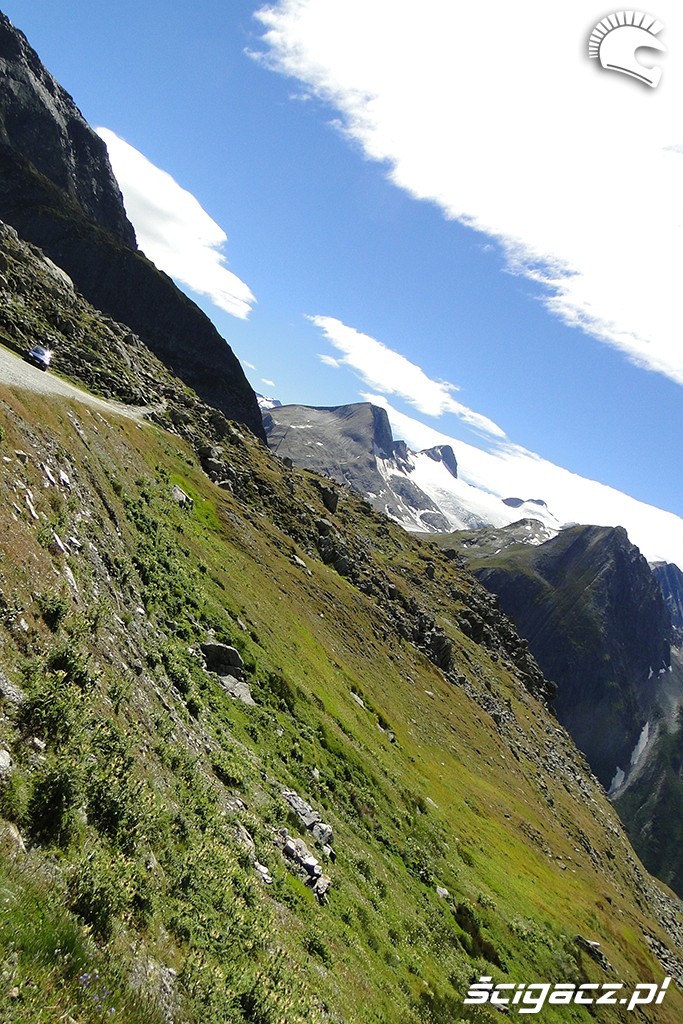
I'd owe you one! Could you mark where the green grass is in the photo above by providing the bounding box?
[0,383,680,1023]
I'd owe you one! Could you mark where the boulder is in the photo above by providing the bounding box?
[319,486,339,515]
[313,874,332,901]
[312,821,334,846]
[220,675,255,706]
[0,671,25,706]
[0,821,26,860]
[0,749,13,779]
[201,642,244,674]
[171,484,193,508]
[283,789,320,828]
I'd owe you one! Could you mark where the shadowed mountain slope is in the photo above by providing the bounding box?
[0,11,264,439]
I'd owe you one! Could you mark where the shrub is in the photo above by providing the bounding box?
[28,760,82,848]
[36,590,69,632]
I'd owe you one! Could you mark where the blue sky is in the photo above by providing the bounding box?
[3,1,682,556]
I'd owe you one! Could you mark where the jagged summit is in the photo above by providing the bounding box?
[264,400,559,535]
[0,11,264,439]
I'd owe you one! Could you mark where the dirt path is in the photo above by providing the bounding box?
[0,344,157,421]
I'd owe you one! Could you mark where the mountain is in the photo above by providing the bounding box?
[264,401,560,533]
[454,524,672,789]
[2,332,683,1022]
[0,11,264,439]
[257,393,283,411]
[1,14,683,1022]
[442,520,683,896]
[652,562,683,640]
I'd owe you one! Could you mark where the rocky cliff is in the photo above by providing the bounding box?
[461,525,671,789]
[445,521,683,898]
[653,561,683,640]
[0,11,264,439]
[264,401,457,530]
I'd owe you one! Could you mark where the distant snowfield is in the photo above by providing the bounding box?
[370,396,683,568]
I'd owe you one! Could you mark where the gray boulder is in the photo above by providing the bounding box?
[201,642,244,675]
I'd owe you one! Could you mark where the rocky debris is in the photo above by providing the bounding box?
[0,748,13,779]
[645,934,683,988]
[201,642,244,676]
[283,833,317,870]
[313,874,332,901]
[283,789,322,829]
[233,824,272,883]
[311,821,334,847]
[129,958,178,1024]
[575,936,614,973]
[51,531,67,555]
[0,819,25,860]
[220,675,255,706]
[234,822,256,857]
[0,671,25,706]
[171,484,193,508]
[436,886,449,899]
[277,829,331,902]
[316,483,339,515]
[282,790,333,841]
[254,861,273,884]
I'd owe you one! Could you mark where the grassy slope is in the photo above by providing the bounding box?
[0,384,681,1024]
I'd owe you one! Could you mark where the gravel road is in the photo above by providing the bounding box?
[0,344,151,421]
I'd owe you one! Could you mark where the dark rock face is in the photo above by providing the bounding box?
[0,13,135,245]
[469,525,671,788]
[652,562,683,638]
[0,12,264,439]
[613,695,683,898]
[422,444,457,478]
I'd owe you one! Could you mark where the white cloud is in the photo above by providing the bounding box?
[261,378,276,388]
[365,393,683,567]
[309,314,506,437]
[97,128,255,319]
[257,1,683,385]
[318,353,341,368]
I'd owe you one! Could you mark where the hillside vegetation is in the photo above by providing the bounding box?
[0,14,681,1017]
[0,363,682,1023]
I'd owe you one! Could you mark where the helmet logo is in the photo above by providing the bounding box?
[588,11,665,88]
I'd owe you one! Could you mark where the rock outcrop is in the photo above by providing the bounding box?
[0,12,264,439]
[469,524,671,789]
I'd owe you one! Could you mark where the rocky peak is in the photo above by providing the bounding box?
[421,443,457,478]
[0,12,135,244]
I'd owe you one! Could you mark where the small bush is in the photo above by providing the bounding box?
[37,591,69,632]
[28,760,82,848]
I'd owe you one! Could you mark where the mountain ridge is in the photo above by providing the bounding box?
[0,10,265,440]
[0,13,682,1022]
[264,401,560,534]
